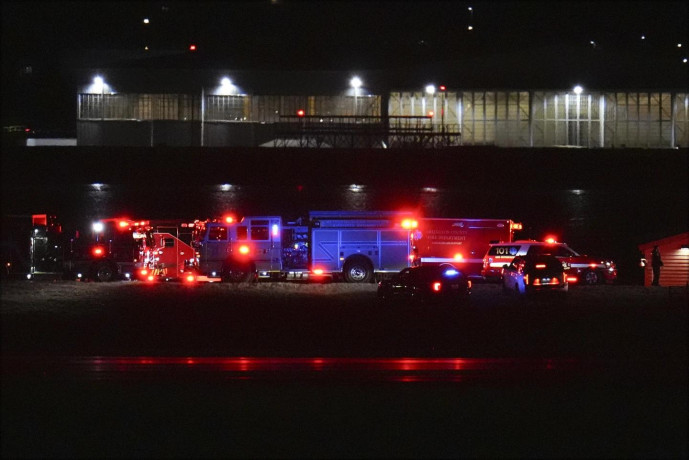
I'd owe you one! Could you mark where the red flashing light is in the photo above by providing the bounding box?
[189,44,197,51]
[224,215,234,224]
[297,109,305,117]
[545,236,557,244]
[432,282,442,292]
[185,274,196,283]
[511,222,523,231]
[454,253,463,261]
[92,246,105,257]
[313,268,324,275]
[401,219,418,229]
[238,245,250,255]
[567,276,578,283]
[439,85,446,91]
[427,111,434,117]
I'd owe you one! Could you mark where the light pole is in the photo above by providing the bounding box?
[573,85,583,147]
[350,76,362,116]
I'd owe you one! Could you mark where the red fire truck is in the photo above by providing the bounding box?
[25,214,145,281]
[139,211,417,283]
[410,218,523,280]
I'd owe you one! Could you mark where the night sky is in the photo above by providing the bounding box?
[2,0,688,131]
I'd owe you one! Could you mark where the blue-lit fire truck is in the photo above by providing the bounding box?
[141,211,416,283]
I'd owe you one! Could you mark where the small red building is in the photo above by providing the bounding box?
[638,232,689,287]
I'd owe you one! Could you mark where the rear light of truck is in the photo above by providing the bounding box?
[432,282,442,292]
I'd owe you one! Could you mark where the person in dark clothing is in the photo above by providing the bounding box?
[651,245,663,286]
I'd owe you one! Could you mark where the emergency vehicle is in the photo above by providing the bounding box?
[26,214,144,281]
[140,211,417,283]
[481,238,617,285]
[410,218,523,280]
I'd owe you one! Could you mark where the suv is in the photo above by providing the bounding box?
[482,240,617,285]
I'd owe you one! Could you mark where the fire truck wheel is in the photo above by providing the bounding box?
[584,269,600,285]
[93,263,115,282]
[343,257,373,283]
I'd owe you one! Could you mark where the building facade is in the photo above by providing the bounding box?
[76,74,689,149]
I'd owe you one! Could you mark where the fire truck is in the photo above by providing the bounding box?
[410,218,523,280]
[140,211,417,283]
[25,214,144,281]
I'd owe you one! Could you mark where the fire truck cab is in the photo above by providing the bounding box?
[192,217,283,282]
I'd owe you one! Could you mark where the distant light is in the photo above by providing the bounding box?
[467,6,472,11]
[683,58,688,64]
[350,76,362,89]
[467,25,473,31]
[221,77,232,87]
[189,44,197,51]
[425,84,436,95]
[94,76,104,86]
[92,222,104,233]
[439,85,446,91]
[144,46,149,51]
[297,109,305,117]
[677,43,682,48]
[143,18,150,24]
[573,85,583,95]
[641,35,646,40]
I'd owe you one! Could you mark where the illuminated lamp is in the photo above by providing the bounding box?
[511,222,523,230]
[401,219,418,229]
[272,224,279,237]
[189,44,197,51]
[185,274,196,283]
[147,275,155,282]
[680,244,689,253]
[92,246,105,257]
[567,276,578,283]
[427,111,434,117]
[544,237,557,244]
[312,268,324,275]
[432,282,442,292]
[454,253,463,261]
[224,215,234,224]
[92,222,104,233]
[296,109,305,117]
[439,85,446,91]
[118,220,130,229]
[140,269,148,276]
[238,245,250,254]
[535,264,546,269]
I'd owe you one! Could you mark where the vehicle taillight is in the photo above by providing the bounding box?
[432,282,442,292]
[140,269,148,276]
[92,246,105,257]
[185,274,196,283]
[567,276,578,283]
[313,268,324,275]
[535,264,546,269]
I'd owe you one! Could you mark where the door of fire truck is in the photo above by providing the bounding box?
[234,217,282,277]
[197,222,230,276]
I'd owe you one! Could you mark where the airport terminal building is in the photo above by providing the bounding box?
[76,67,689,149]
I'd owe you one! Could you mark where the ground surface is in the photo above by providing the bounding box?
[2,280,687,458]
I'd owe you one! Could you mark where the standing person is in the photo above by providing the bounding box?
[651,245,663,286]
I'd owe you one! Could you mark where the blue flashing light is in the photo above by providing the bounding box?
[444,269,459,277]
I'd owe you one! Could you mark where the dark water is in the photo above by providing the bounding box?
[2,147,687,283]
